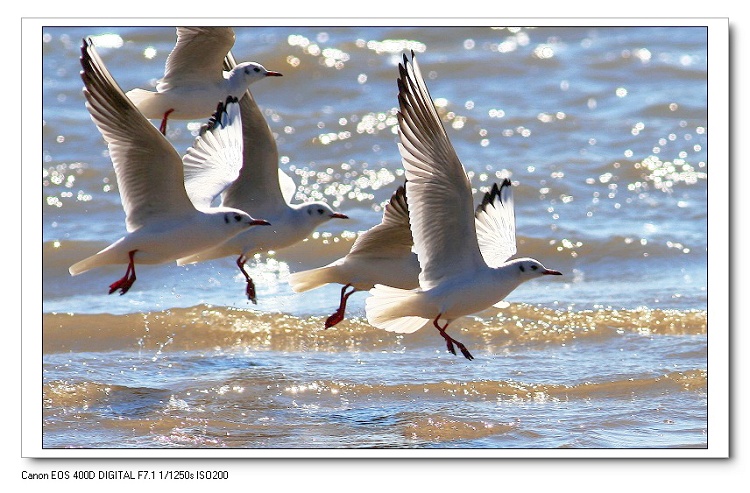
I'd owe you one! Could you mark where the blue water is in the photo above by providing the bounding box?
[35,24,712,455]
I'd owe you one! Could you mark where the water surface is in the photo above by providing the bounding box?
[39,24,710,454]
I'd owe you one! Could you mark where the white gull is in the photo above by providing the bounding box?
[365,52,562,360]
[69,39,270,295]
[289,180,523,329]
[126,27,282,134]
[288,184,420,328]
[176,51,348,303]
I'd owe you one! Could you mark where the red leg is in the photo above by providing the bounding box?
[108,250,138,295]
[432,315,474,360]
[236,255,257,304]
[159,108,174,135]
[325,284,357,329]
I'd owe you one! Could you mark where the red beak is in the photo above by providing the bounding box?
[249,219,271,226]
[329,213,349,219]
[542,269,563,276]
[266,71,283,77]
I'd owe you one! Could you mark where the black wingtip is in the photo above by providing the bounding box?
[80,37,96,58]
[206,103,225,130]
[222,95,239,111]
[477,180,512,214]
[80,37,90,63]
[206,95,239,131]
[398,50,416,84]
[394,183,407,205]
[383,181,410,222]
[79,38,96,83]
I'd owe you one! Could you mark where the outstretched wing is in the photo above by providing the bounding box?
[182,97,244,210]
[219,51,289,213]
[348,184,414,259]
[79,38,194,232]
[474,179,517,268]
[396,51,486,289]
[159,27,235,89]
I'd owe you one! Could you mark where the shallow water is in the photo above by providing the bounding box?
[38,24,710,453]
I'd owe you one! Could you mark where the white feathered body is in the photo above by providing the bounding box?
[366,260,529,334]
[126,71,248,121]
[288,251,421,293]
[176,202,332,265]
[70,207,253,275]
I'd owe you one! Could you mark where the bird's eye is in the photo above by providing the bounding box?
[318,208,324,215]
[531,265,538,270]
[253,66,261,73]
[234,214,242,222]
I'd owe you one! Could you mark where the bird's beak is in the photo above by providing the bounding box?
[329,213,349,219]
[542,269,563,276]
[249,219,271,226]
[266,71,283,77]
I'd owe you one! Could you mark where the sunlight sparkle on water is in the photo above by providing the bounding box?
[634,48,652,62]
[635,156,707,192]
[533,44,555,59]
[287,35,350,68]
[360,39,426,55]
[355,110,398,135]
[88,34,123,49]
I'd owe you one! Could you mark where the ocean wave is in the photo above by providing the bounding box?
[43,303,707,355]
[303,369,707,401]
[43,367,705,447]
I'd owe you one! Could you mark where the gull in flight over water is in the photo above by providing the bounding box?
[176,51,348,303]
[288,184,420,328]
[365,52,562,360]
[126,27,282,135]
[289,180,531,329]
[69,39,269,295]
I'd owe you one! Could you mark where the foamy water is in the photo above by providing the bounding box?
[37,24,710,453]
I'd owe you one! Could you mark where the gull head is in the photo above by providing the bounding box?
[511,257,563,279]
[215,208,271,232]
[299,202,349,227]
[229,61,283,87]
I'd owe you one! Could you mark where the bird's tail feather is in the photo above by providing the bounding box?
[124,87,160,118]
[124,87,153,106]
[69,246,118,276]
[365,284,430,334]
[68,238,128,276]
[69,254,101,276]
[287,264,339,292]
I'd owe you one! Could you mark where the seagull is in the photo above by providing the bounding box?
[126,27,283,135]
[69,38,270,295]
[288,184,420,328]
[365,52,562,360]
[175,51,349,303]
[289,180,528,329]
